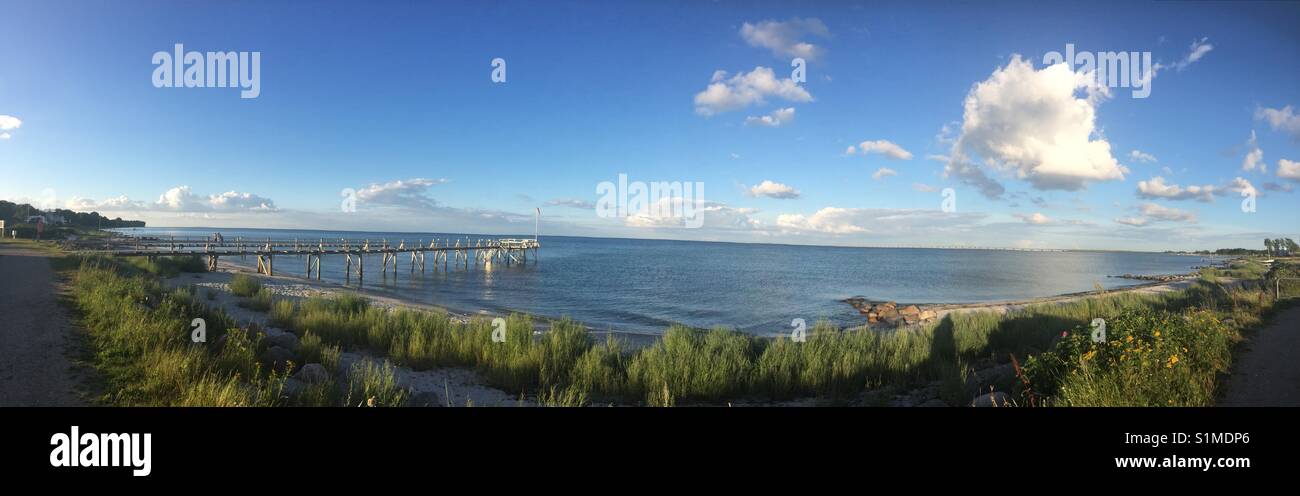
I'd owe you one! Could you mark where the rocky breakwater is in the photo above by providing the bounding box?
[843,297,938,326]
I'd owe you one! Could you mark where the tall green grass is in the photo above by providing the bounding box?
[68,258,400,407]
[229,273,262,297]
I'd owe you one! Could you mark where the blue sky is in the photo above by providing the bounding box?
[1,0,1298,250]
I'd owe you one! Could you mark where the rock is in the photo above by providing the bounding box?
[919,309,938,321]
[293,363,329,384]
[970,391,1012,407]
[966,363,1017,396]
[260,345,298,373]
[282,377,305,397]
[899,305,921,317]
[264,332,299,350]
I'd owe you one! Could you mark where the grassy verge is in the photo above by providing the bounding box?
[67,257,405,406]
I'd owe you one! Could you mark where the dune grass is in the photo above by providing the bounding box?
[68,258,401,407]
[228,273,262,297]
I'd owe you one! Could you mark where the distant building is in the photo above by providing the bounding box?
[25,215,45,224]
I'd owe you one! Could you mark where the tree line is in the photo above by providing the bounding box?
[0,200,145,228]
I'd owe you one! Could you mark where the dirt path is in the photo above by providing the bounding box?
[0,242,84,406]
[1221,305,1300,406]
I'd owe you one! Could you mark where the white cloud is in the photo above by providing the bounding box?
[748,180,801,199]
[546,198,595,209]
[744,107,796,127]
[944,158,1006,199]
[1256,105,1300,141]
[0,133,9,140]
[1173,37,1213,71]
[1136,176,1217,202]
[1014,212,1052,225]
[871,167,897,180]
[1129,149,1158,163]
[950,55,1125,192]
[1139,202,1197,223]
[1242,130,1265,173]
[848,139,913,160]
[0,115,21,130]
[353,178,448,210]
[1226,176,1256,196]
[693,67,813,116]
[1115,217,1149,227]
[739,18,830,59]
[911,183,937,193]
[775,207,984,235]
[1278,159,1300,181]
[66,187,276,213]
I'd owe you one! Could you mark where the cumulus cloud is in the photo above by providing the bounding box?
[1256,105,1300,141]
[871,167,897,180]
[740,18,830,59]
[945,158,1006,199]
[65,187,277,213]
[693,67,813,116]
[546,198,595,209]
[846,139,913,160]
[744,107,795,127]
[1278,159,1300,181]
[1136,176,1217,202]
[748,180,801,199]
[949,55,1125,193]
[1242,130,1265,173]
[1129,150,1158,163]
[353,178,448,210]
[0,114,20,141]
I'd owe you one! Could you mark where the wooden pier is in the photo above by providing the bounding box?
[83,236,541,284]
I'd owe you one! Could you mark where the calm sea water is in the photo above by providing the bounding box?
[115,227,1218,336]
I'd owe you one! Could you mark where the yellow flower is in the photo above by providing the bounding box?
[1166,355,1180,368]
[1126,335,1134,343]
[1082,350,1097,361]
[1154,331,1161,337]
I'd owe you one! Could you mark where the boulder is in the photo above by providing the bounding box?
[260,345,298,373]
[281,377,305,397]
[293,363,329,384]
[899,305,921,317]
[919,309,938,321]
[970,391,1013,407]
[264,332,300,350]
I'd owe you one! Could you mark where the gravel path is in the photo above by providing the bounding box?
[0,243,84,406]
[1221,304,1300,406]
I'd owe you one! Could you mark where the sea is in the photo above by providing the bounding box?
[113,227,1220,337]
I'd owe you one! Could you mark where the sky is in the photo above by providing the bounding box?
[1,0,1298,251]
